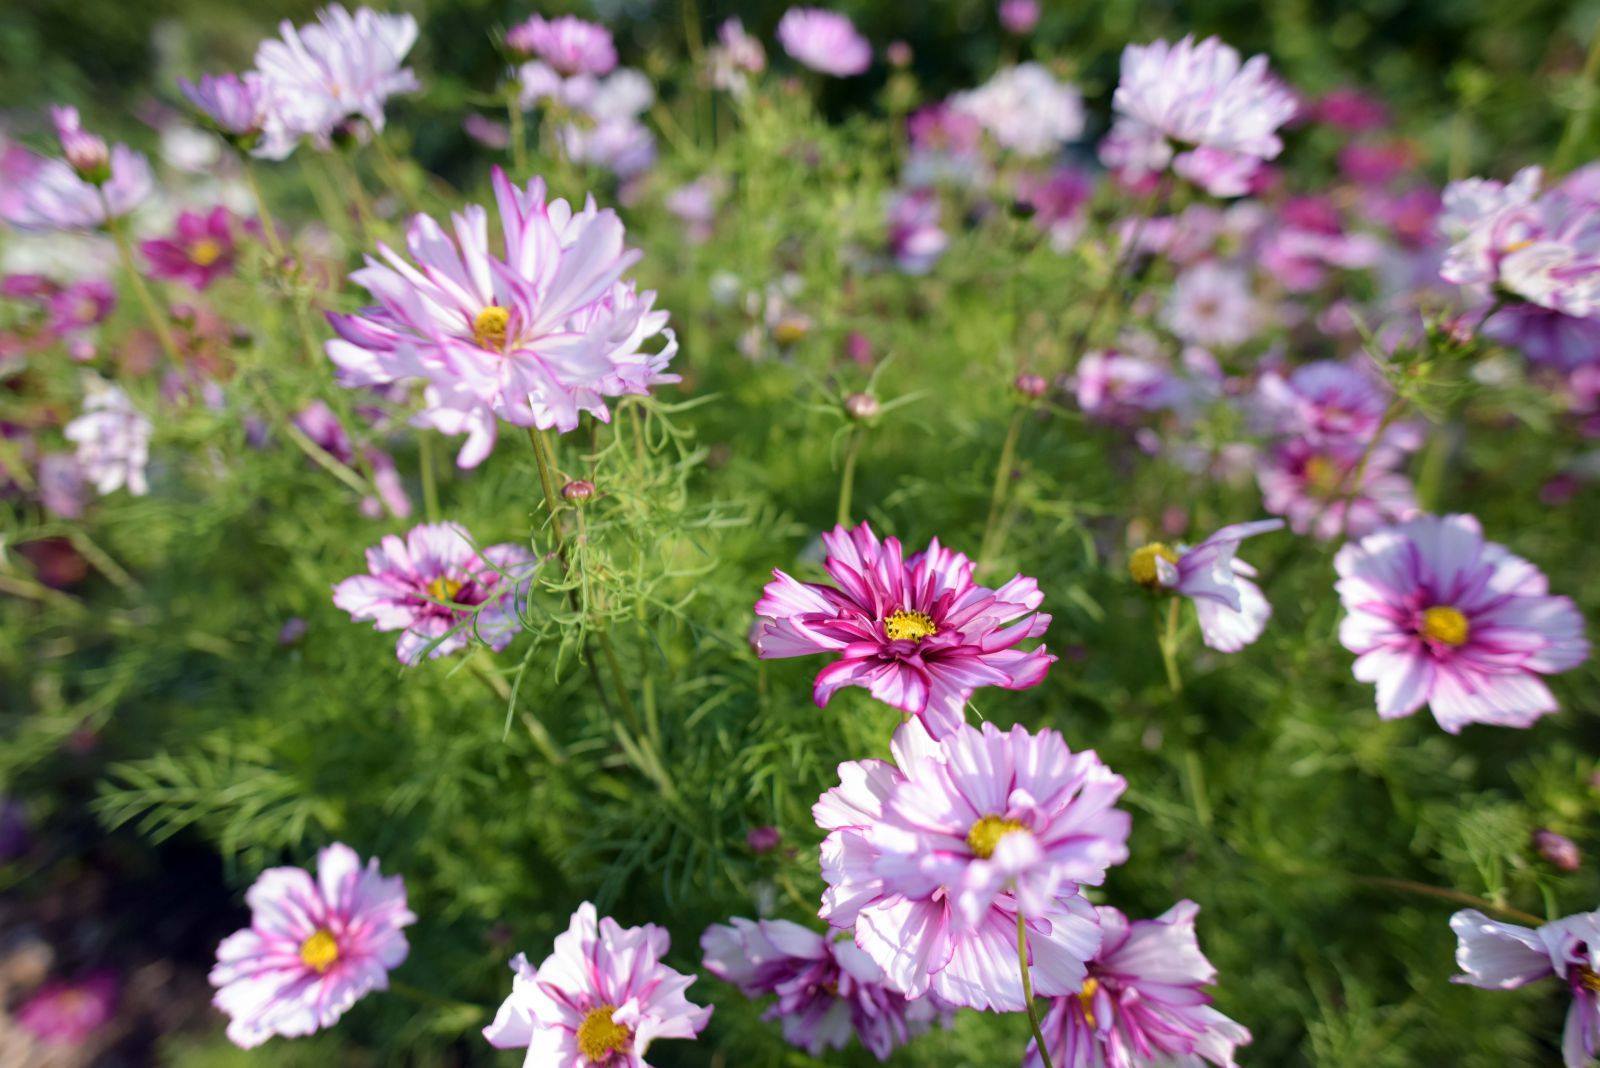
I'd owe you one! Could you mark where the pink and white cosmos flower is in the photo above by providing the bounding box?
[1026,901,1252,1068]
[0,113,151,232]
[209,843,415,1049]
[484,902,711,1066]
[327,167,677,467]
[777,8,872,78]
[332,521,536,664]
[700,917,947,1061]
[953,63,1085,159]
[1253,360,1419,450]
[1451,908,1600,1068]
[505,15,617,76]
[1335,513,1588,732]
[1258,437,1417,541]
[1105,36,1297,198]
[752,522,1056,738]
[64,377,151,497]
[1128,520,1283,653]
[816,721,1129,1012]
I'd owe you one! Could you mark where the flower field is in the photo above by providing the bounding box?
[3,2,1600,1065]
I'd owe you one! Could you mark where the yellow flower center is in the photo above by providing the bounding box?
[1128,543,1179,588]
[1578,966,1600,993]
[1078,976,1101,1026]
[1503,238,1535,254]
[575,1005,632,1063]
[298,929,340,974]
[772,316,810,345]
[1420,605,1470,646]
[884,608,937,642]
[190,238,224,267]
[426,577,464,604]
[1304,454,1345,498]
[966,814,1028,859]
[473,305,512,351]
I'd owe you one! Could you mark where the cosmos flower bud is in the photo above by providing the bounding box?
[1014,372,1048,398]
[51,107,110,184]
[999,0,1042,34]
[1534,829,1582,872]
[885,40,913,68]
[745,825,781,853]
[844,392,880,420]
[561,479,596,502]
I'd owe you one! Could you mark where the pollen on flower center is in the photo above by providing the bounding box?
[966,814,1029,859]
[298,929,340,973]
[425,576,464,604]
[1420,605,1470,646]
[884,608,937,642]
[1303,454,1345,498]
[575,1005,632,1063]
[1128,543,1180,588]
[1078,976,1101,1026]
[190,238,224,266]
[473,305,512,351]
[1577,966,1600,994]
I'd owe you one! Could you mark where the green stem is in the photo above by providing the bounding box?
[1159,597,1184,696]
[371,134,425,216]
[328,149,378,244]
[106,213,184,368]
[836,428,864,527]
[1555,15,1600,175]
[1347,874,1545,927]
[418,432,440,522]
[240,160,285,262]
[1016,913,1055,1068]
[977,408,1026,571]
[506,85,529,176]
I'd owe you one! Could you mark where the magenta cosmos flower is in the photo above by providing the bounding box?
[0,111,151,232]
[1258,436,1416,541]
[253,4,419,155]
[483,902,711,1066]
[180,72,276,150]
[1026,901,1250,1068]
[16,972,118,1045]
[817,721,1129,1011]
[1128,519,1283,653]
[140,207,248,290]
[209,843,414,1049]
[700,917,947,1060]
[327,167,678,467]
[333,521,536,664]
[1452,908,1600,1068]
[506,15,617,76]
[752,522,1056,738]
[1106,36,1297,197]
[1335,513,1588,732]
[778,8,872,78]
[1253,360,1418,449]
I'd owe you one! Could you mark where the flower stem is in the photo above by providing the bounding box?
[506,84,529,176]
[1345,873,1545,927]
[1159,597,1184,696]
[106,213,185,369]
[1016,912,1055,1068]
[1554,14,1600,175]
[418,432,440,522]
[836,428,864,527]
[977,408,1026,572]
[239,161,285,261]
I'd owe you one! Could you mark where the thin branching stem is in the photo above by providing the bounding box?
[836,427,864,527]
[1017,912,1055,1068]
[106,209,185,369]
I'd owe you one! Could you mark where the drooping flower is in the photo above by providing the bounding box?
[1025,901,1251,1068]
[1258,436,1416,541]
[777,8,872,78]
[1127,519,1283,653]
[209,843,415,1049]
[1335,513,1588,732]
[16,972,118,1046]
[64,377,151,497]
[700,917,947,1060]
[505,15,617,76]
[1162,262,1261,348]
[326,167,678,467]
[885,188,948,274]
[253,4,419,154]
[817,721,1128,1010]
[180,72,276,150]
[1105,36,1297,197]
[1451,908,1600,1068]
[0,113,151,232]
[140,207,248,290]
[483,902,711,1066]
[953,63,1085,159]
[332,521,535,664]
[752,522,1056,738]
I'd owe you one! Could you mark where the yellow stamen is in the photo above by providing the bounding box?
[1128,543,1179,589]
[190,238,224,267]
[966,814,1028,860]
[771,316,810,345]
[1304,454,1345,498]
[426,577,464,604]
[1578,967,1600,994]
[1503,238,1535,254]
[298,929,339,973]
[1078,976,1101,1026]
[884,608,937,642]
[575,1005,632,1063]
[1420,605,1470,646]
[473,305,512,351]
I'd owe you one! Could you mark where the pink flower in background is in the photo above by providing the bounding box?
[778,8,872,78]
[210,843,414,1049]
[45,279,116,338]
[1025,901,1251,1068]
[1338,139,1415,187]
[327,168,678,467]
[1567,363,1600,436]
[1,120,151,232]
[1336,513,1587,732]
[816,721,1127,1010]
[1106,36,1297,197]
[141,207,248,290]
[1128,519,1283,652]
[1258,437,1416,541]
[253,4,419,154]
[506,14,617,76]
[752,522,1056,738]
[885,188,947,274]
[16,972,118,1045]
[1315,87,1389,132]
[292,401,411,518]
[1484,304,1600,370]
[64,377,151,497]
[1016,166,1093,250]
[1163,262,1260,348]
[998,0,1042,34]
[49,106,109,181]
[333,521,535,663]
[462,113,510,149]
[708,17,767,93]
[700,918,947,1060]
[484,902,711,1065]
[37,452,88,519]
[954,64,1085,158]
[665,175,725,244]
[1253,360,1416,448]
[1072,350,1192,426]
[1451,908,1600,1067]
[180,72,275,148]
